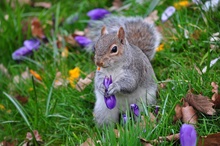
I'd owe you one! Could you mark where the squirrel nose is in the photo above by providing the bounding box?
[96,61,104,67]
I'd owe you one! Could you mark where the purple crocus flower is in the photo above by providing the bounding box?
[104,95,116,109]
[130,104,139,117]
[180,124,197,146]
[122,114,127,123]
[12,38,40,60]
[87,8,110,20]
[103,76,116,109]
[154,106,159,115]
[75,36,92,47]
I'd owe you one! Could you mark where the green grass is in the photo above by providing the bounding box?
[0,0,220,145]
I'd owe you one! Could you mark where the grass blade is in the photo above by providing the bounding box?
[3,92,33,131]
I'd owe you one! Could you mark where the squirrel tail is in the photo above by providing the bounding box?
[86,16,161,60]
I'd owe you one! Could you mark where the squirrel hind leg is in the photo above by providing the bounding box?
[146,87,157,105]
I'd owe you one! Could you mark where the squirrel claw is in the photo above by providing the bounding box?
[107,83,119,95]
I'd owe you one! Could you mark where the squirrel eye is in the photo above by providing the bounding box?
[111,46,118,53]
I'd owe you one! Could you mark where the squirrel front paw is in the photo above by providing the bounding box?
[108,83,120,95]
[98,84,105,95]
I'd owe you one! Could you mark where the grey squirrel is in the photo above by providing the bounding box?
[86,16,161,126]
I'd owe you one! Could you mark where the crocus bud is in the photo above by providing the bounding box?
[130,104,139,117]
[180,124,197,146]
[104,95,116,110]
[103,76,116,109]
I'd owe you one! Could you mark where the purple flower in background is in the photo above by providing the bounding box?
[154,106,159,115]
[180,124,197,146]
[12,38,40,60]
[103,76,116,109]
[122,114,127,123]
[161,6,176,22]
[130,104,139,117]
[87,8,110,20]
[75,36,92,47]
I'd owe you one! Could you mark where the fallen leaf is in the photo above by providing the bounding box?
[109,0,123,11]
[61,47,69,58]
[211,82,220,109]
[31,18,46,40]
[54,72,69,88]
[14,95,28,104]
[13,67,30,83]
[74,30,85,36]
[76,72,95,91]
[0,140,18,146]
[140,133,180,145]
[173,104,182,122]
[23,130,43,146]
[197,132,220,146]
[182,102,198,124]
[6,0,31,8]
[33,2,51,8]
[144,10,159,24]
[80,138,95,146]
[114,129,120,138]
[64,35,77,46]
[0,63,10,78]
[185,93,216,115]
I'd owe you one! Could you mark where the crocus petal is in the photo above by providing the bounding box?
[75,36,92,47]
[161,6,176,22]
[103,75,113,90]
[24,38,41,50]
[104,95,116,109]
[130,104,139,117]
[155,106,159,115]
[180,124,197,146]
[12,46,32,60]
[87,8,110,20]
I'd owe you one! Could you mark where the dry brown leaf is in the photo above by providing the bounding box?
[76,72,95,91]
[182,102,198,124]
[112,0,123,9]
[114,129,120,138]
[31,18,46,39]
[6,0,31,8]
[54,72,69,88]
[0,64,10,78]
[185,93,216,115]
[197,132,220,146]
[13,67,30,83]
[144,10,159,24]
[211,82,220,109]
[140,133,180,145]
[211,82,218,94]
[34,2,51,8]
[64,35,77,46]
[173,104,182,122]
[14,95,28,104]
[0,140,18,146]
[74,30,85,36]
[23,130,43,146]
[80,138,95,146]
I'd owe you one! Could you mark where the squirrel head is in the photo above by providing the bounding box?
[94,26,126,68]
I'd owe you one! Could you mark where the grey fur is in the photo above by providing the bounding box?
[90,16,161,126]
[86,16,161,60]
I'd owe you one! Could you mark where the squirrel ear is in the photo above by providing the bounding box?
[117,27,125,44]
[101,26,108,36]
